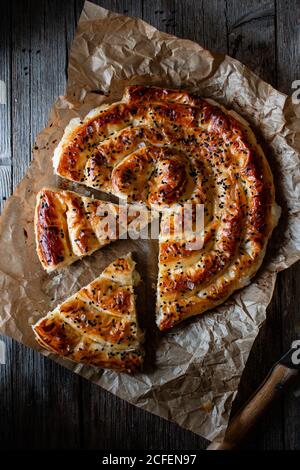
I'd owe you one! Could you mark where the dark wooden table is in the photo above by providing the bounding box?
[0,0,299,450]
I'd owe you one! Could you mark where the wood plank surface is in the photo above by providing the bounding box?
[0,0,299,450]
[0,1,12,212]
[276,0,300,451]
[0,0,14,448]
[225,0,284,451]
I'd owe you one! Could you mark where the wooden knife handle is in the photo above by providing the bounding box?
[207,364,298,450]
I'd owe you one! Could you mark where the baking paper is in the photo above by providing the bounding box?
[1,1,300,441]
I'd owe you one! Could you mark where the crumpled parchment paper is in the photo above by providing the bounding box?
[0,1,300,441]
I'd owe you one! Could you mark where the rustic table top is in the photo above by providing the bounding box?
[0,0,299,450]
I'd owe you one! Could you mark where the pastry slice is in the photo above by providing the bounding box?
[35,188,151,272]
[33,253,144,373]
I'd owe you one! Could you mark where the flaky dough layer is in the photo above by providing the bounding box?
[33,253,144,372]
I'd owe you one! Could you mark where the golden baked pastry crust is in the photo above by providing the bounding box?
[33,253,144,372]
[35,188,150,272]
[53,85,280,330]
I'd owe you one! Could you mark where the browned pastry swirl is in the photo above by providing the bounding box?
[53,86,280,330]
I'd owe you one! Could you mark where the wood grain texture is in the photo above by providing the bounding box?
[276,3,300,449]
[276,0,300,94]
[174,0,228,53]
[1,0,82,450]
[11,0,32,187]
[224,0,286,451]
[0,1,14,448]
[226,0,276,86]
[0,0,299,450]
[0,1,12,212]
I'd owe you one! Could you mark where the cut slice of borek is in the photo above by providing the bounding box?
[33,253,144,373]
[35,188,151,272]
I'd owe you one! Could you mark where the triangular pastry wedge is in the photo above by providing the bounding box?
[35,188,151,272]
[33,253,144,373]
